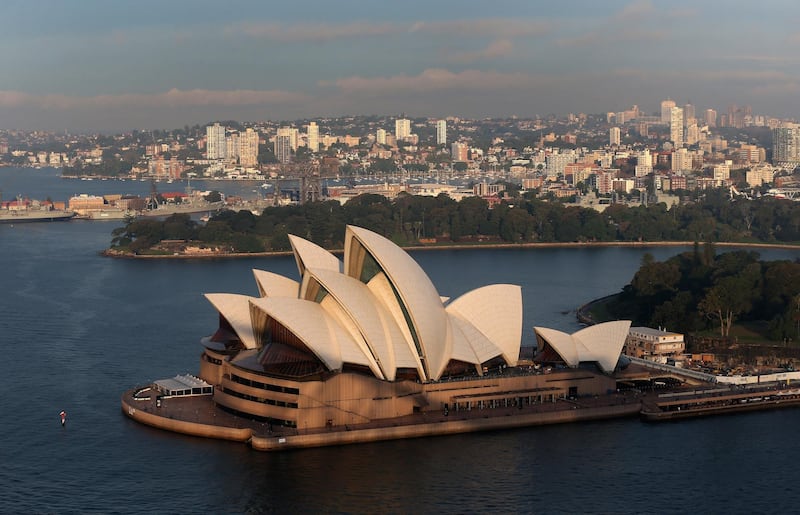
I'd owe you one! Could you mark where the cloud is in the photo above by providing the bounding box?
[557,0,668,47]
[444,39,514,63]
[614,0,656,21]
[0,88,309,110]
[558,29,666,47]
[226,21,400,42]
[322,68,545,95]
[612,67,797,83]
[409,19,551,38]
[225,17,551,43]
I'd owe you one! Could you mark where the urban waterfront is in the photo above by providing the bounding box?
[2,168,800,513]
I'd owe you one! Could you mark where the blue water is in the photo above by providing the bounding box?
[2,167,800,513]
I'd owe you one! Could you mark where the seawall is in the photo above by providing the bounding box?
[250,403,641,451]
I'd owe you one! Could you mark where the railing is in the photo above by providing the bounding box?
[627,356,717,383]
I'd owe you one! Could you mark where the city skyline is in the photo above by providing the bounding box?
[1,0,799,132]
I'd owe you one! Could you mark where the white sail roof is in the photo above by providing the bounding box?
[306,267,413,381]
[203,293,258,349]
[289,234,341,278]
[446,284,522,366]
[249,296,369,372]
[252,269,299,298]
[203,225,527,383]
[534,320,631,373]
[345,225,452,380]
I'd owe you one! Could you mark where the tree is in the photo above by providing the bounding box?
[698,270,759,337]
[204,190,222,203]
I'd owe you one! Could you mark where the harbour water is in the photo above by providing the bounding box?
[1,167,800,513]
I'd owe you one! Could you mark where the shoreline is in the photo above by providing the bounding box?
[102,240,800,260]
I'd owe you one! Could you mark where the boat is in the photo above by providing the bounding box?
[0,196,75,223]
[74,208,134,221]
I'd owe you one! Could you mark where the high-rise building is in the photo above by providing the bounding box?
[238,128,259,167]
[635,149,652,177]
[671,148,691,172]
[376,128,387,146]
[274,127,293,164]
[307,122,319,153]
[226,133,238,162]
[773,123,800,167]
[609,127,621,146]
[670,107,684,148]
[685,124,699,146]
[713,163,730,181]
[395,118,411,141]
[206,123,227,160]
[705,109,717,127]
[436,119,447,145]
[451,141,469,162]
[661,99,676,124]
[683,103,695,126]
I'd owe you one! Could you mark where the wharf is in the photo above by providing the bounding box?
[640,384,800,421]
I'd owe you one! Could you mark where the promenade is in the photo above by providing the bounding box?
[121,384,643,451]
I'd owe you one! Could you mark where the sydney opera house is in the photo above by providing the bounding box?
[124,225,635,449]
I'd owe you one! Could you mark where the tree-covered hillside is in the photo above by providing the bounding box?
[109,188,800,255]
[605,245,800,341]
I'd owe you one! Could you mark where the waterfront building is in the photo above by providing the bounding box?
[68,194,106,211]
[206,123,227,160]
[624,327,685,363]
[436,119,447,145]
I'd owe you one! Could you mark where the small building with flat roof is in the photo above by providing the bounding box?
[625,327,685,362]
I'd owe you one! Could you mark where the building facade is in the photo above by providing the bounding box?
[436,119,447,145]
[206,123,227,160]
[773,123,800,168]
[274,127,293,164]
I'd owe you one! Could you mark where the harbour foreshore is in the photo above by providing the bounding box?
[121,386,641,451]
[104,240,800,260]
[123,379,800,451]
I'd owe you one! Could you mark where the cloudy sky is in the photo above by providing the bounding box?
[1,0,799,132]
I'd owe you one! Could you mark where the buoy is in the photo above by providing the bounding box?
[60,410,66,427]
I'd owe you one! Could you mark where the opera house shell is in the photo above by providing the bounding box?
[197,225,629,433]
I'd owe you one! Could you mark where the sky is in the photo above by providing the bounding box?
[1,0,799,132]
